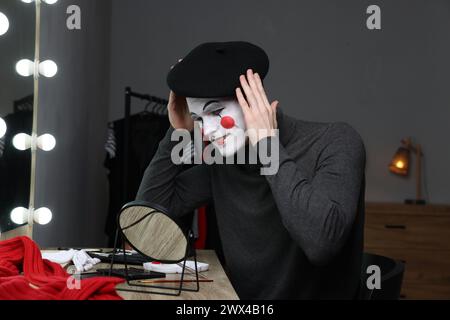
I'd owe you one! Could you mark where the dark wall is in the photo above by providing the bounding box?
[34,0,450,246]
[109,0,450,204]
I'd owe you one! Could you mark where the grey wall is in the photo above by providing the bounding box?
[34,0,450,247]
[35,0,111,247]
[0,0,34,116]
[109,0,450,204]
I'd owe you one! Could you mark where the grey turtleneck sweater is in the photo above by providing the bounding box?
[136,109,366,299]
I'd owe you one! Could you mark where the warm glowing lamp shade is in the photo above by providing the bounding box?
[389,147,410,176]
[388,138,425,205]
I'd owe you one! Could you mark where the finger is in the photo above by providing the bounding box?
[247,70,266,114]
[235,87,251,117]
[249,71,273,127]
[254,73,271,106]
[271,100,279,112]
[254,72,273,124]
[247,69,271,125]
[271,100,279,128]
[239,73,259,115]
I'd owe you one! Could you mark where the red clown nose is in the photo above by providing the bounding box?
[220,116,235,129]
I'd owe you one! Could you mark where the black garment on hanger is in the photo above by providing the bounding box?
[0,110,32,233]
[104,113,170,246]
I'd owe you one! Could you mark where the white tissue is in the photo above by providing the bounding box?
[42,249,76,264]
[42,249,101,272]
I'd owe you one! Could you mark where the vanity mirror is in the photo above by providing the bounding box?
[0,0,35,239]
[0,0,57,241]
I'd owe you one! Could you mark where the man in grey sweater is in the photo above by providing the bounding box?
[136,42,366,299]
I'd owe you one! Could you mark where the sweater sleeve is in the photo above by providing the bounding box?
[260,122,366,266]
[136,127,212,219]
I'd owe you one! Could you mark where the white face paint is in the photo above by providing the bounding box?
[186,97,247,157]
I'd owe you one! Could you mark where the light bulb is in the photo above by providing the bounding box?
[0,117,6,139]
[0,12,9,36]
[16,59,34,77]
[37,134,56,151]
[39,60,58,78]
[13,133,31,150]
[34,207,52,225]
[395,160,405,169]
[11,207,29,225]
[21,0,34,3]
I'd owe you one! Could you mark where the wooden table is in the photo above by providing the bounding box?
[42,249,239,300]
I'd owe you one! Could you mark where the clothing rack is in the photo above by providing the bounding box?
[123,87,168,201]
[13,94,34,113]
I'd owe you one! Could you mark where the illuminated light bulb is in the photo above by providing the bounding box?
[0,12,9,36]
[0,117,6,139]
[11,207,29,225]
[16,59,35,77]
[34,207,52,225]
[21,0,34,3]
[37,134,56,151]
[395,160,405,169]
[39,60,58,78]
[13,133,31,150]
[16,59,58,78]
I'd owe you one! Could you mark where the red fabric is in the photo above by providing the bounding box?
[0,236,124,300]
[194,206,207,249]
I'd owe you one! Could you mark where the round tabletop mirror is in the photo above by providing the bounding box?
[118,201,188,263]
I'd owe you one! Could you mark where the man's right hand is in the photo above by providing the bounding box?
[167,58,194,131]
[167,90,194,131]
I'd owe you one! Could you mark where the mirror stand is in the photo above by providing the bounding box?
[110,225,200,296]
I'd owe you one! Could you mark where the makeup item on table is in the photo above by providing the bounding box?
[137,279,213,284]
[96,267,165,281]
[57,248,103,252]
[89,250,149,265]
[143,260,209,274]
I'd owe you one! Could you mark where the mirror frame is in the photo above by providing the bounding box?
[117,200,191,264]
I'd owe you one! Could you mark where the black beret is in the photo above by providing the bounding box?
[167,41,269,98]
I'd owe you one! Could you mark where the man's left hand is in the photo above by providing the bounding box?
[236,69,279,146]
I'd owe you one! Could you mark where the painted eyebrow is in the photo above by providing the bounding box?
[203,100,220,111]
[190,100,223,118]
